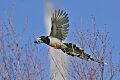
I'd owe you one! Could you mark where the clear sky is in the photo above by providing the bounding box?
[0,0,120,61]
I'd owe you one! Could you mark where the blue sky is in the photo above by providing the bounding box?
[0,0,120,61]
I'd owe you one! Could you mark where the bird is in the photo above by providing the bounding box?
[34,9,106,64]
[34,9,69,49]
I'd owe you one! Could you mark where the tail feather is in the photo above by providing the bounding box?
[61,43,107,64]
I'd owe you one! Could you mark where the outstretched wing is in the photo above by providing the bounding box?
[50,9,69,41]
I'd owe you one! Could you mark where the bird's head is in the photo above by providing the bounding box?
[35,36,49,45]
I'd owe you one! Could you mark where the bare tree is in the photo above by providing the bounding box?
[66,17,120,80]
[0,5,120,80]
[0,17,50,80]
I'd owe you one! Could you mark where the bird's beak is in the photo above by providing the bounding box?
[36,37,41,40]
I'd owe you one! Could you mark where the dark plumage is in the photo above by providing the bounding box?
[34,9,106,64]
[37,36,50,45]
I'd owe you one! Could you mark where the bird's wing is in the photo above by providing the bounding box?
[50,9,69,41]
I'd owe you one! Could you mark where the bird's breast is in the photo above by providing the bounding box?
[48,37,63,49]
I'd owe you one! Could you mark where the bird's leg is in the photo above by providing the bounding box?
[72,44,75,54]
[81,50,85,59]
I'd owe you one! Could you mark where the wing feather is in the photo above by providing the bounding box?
[50,9,69,41]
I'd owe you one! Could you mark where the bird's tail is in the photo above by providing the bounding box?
[61,43,107,64]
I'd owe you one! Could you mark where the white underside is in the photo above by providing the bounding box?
[48,36,62,45]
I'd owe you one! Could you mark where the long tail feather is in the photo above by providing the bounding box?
[61,43,107,64]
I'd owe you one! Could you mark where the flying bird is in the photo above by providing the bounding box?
[34,9,106,64]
